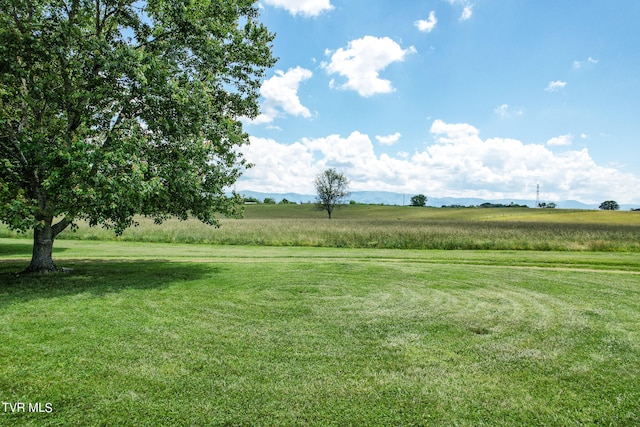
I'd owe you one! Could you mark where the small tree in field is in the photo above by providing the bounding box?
[599,200,620,211]
[410,194,427,207]
[315,169,350,219]
[0,0,276,274]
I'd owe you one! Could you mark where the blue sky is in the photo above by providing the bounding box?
[238,0,640,204]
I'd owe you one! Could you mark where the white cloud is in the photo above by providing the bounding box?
[303,132,422,191]
[322,36,417,97]
[415,11,438,33]
[495,104,510,119]
[239,121,640,203]
[494,104,523,119]
[250,67,313,125]
[263,0,333,17]
[547,134,573,146]
[545,80,567,92]
[460,6,473,20]
[573,56,599,69]
[240,137,317,193]
[447,0,473,21]
[376,133,402,145]
[430,119,479,142]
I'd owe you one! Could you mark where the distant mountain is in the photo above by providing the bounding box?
[234,190,639,210]
[238,190,317,204]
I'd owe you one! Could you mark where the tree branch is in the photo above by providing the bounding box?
[52,217,72,237]
[2,123,30,171]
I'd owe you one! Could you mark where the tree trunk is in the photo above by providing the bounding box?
[22,218,70,274]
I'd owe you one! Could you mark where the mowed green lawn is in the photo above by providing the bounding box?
[1,239,639,426]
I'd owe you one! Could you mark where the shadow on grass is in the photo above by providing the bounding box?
[0,260,219,306]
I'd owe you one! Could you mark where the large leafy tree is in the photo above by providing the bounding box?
[0,0,276,273]
[599,200,620,211]
[315,168,350,219]
[409,194,427,207]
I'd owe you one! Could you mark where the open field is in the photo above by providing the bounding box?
[2,207,639,425]
[2,205,639,251]
[1,240,640,426]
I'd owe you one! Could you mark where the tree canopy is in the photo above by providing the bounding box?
[599,200,620,211]
[410,194,427,207]
[315,169,350,219]
[0,0,276,273]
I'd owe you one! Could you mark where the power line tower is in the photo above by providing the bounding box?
[536,184,540,208]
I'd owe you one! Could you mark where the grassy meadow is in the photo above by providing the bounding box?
[1,205,640,425]
[2,204,639,251]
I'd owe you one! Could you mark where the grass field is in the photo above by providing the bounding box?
[2,205,639,251]
[1,206,640,425]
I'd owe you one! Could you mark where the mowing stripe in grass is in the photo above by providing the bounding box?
[3,238,640,273]
[1,257,639,426]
